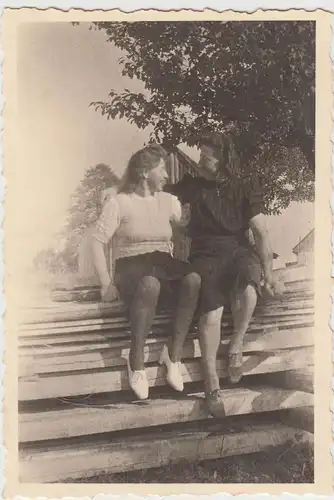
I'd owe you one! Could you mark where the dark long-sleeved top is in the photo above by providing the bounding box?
[164,173,264,241]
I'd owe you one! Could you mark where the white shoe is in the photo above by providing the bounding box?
[127,358,149,400]
[159,345,184,392]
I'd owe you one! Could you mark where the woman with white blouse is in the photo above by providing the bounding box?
[92,144,201,400]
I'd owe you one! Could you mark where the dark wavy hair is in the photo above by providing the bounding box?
[119,143,168,194]
[200,131,241,178]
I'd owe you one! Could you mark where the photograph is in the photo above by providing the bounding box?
[2,8,332,495]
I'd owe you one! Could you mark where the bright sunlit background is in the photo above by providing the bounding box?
[15,22,314,276]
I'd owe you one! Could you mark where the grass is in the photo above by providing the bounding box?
[74,440,313,484]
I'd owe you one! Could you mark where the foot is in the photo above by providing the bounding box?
[127,358,149,400]
[159,344,184,392]
[205,389,226,418]
[227,347,243,384]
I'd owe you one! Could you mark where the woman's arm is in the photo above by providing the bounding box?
[169,194,191,231]
[164,173,195,205]
[91,239,112,291]
[249,213,276,296]
[91,197,120,301]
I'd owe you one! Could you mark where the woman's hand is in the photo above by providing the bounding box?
[264,273,285,298]
[263,275,276,298]
[101,281,119,302]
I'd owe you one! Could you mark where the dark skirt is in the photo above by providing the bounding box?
[189,235,262,315]
[114,251,194,310]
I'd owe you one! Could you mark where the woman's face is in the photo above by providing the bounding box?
[198,145,220,176]
[147,157,169,192]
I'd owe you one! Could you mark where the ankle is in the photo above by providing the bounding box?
[229,337,244,353]
[129,351,144,371]
[205,378,220,395]
[170,352,181,363]
[206,388,221,398]
[167,344,181,363]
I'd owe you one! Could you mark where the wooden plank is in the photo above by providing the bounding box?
[19,315,171,336]
[18,317,314,347]
[262,367,314,394]
[21,288,312,314]
[169,152,176,184]
[20,312,172,333]
[19,326,314,376]
[19,346,314,401]
[19,286,314,325]
[19,299,314,328]
[19,298,315,333]
[18,307,315,338]
[20,303,314,330]
[19,300,126,323]
[19,385,313,443]
[284,278,313,287]
[19,324,313,358]
[173,151,180,182]
[279,406,314,434]
[19,307,314,336]
[19,322,314,355]
[19,422,310,482]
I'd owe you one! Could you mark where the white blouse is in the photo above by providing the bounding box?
[92,191,184,260]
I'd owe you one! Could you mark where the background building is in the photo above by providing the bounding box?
[292,229,315,268]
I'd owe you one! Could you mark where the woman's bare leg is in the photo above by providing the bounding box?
[129,276,160,371]
[169,272,201,362]
[228,284,257,382]
[198,307,224,394]
[229,284,257,353]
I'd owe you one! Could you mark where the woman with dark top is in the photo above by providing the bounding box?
[165,131,278,416]
[91,144,201,400]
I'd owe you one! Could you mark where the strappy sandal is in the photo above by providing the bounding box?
[205,389,226,418]
[227,351,244,384]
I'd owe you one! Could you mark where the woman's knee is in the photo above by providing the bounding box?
[242,283,258,304]
[245,282,257,295]
[199,307,224,329]
[182,272,201,292]
[137,275,161,299]
[233,283,257,301]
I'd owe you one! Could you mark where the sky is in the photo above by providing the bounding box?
[15,22,314,270]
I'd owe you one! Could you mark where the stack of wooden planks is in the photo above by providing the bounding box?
[18,277,314,483]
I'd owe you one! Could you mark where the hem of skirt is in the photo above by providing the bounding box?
[114,247,172,261]
[196,297,227,316]
[196,279,262,316]
[234,279,262,298]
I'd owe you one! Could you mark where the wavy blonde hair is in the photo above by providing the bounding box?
[119,143,168,194]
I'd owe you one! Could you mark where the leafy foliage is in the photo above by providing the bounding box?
[34,163,119,273]
[91,20,315,213]
[66,163,119,235]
